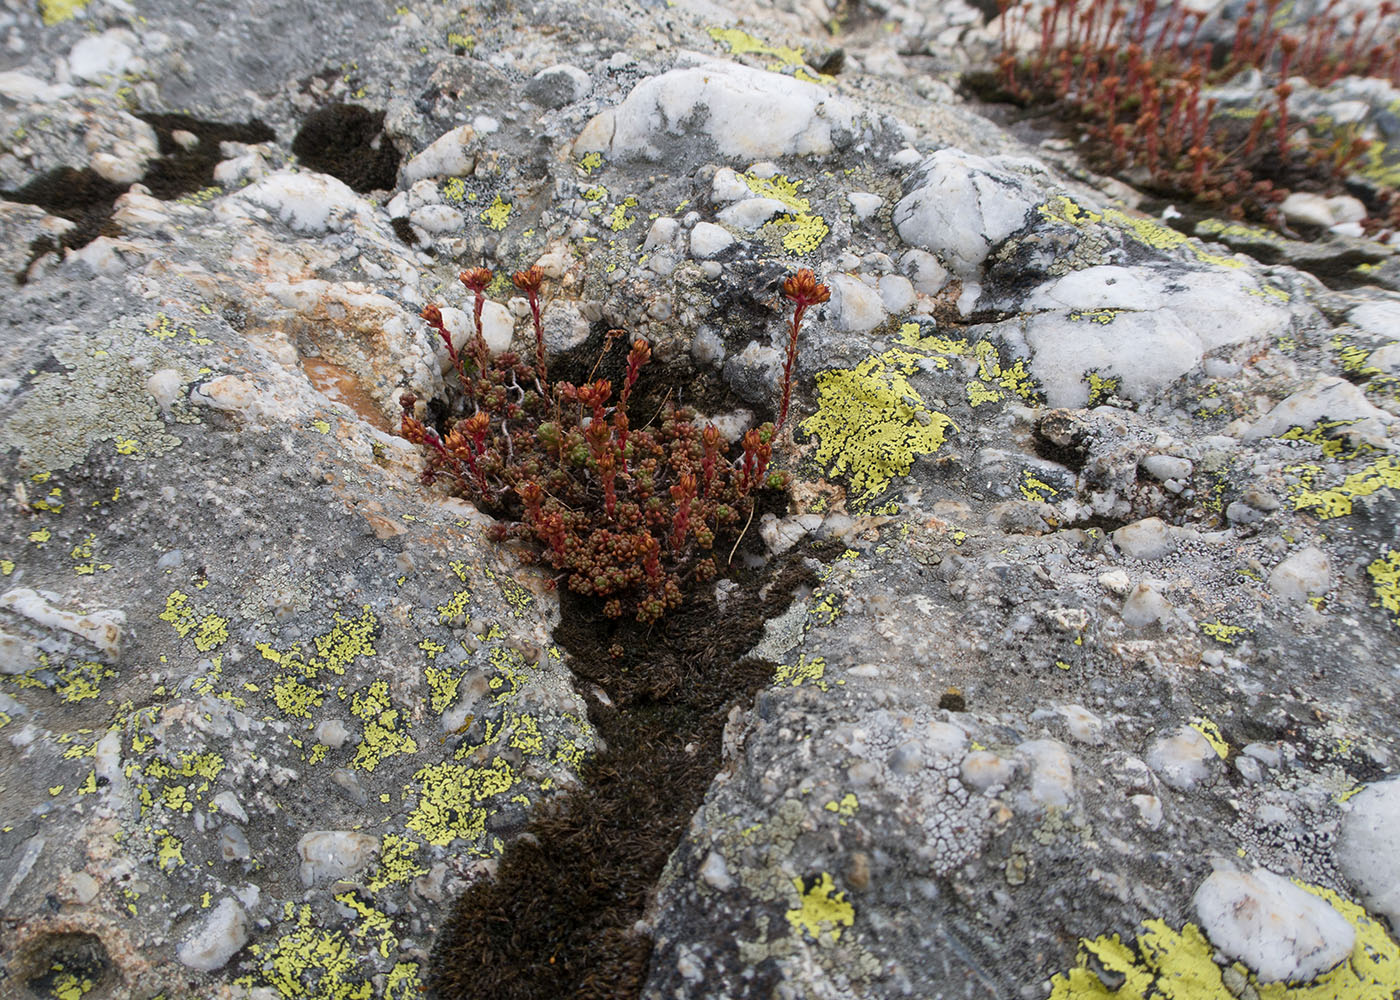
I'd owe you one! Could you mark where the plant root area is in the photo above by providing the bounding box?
[427,545,820,1000]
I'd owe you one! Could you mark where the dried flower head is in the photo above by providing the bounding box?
[460,267,492,293]
[511,266,544,294]
[783,269,831,308]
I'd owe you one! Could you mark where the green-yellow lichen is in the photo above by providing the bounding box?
[1189,718,1229,759]
[1199,620,1250,644]
[1292,457,1400,520]
[1048,880,1400,1000]
[253,902,373,1000]
[577,151,603,175]
[1367,549,1400,627]
[1021,471,1060,503]
[349,681,418,772]
[480,194,511,230]
[774,654,827,688]
[1086,371,1122,407]
[708,27,830,81]
[801,347,957,502]
[786,873,855,943]
[1279,420,1372,459]
[1038,196,1243,270]
[404,757,517,848]
[366,834,428,891]
[607,196,637,231]
[39,0,90,26]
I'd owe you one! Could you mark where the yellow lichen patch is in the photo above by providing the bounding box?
[404,757,517,848]
[39,0,89,26]
[253,902,374,1000]
[607,196,637,231]
[801,348,957,502]
[1367,549,1400,627]
[1189,718,1229,759]
[384,963,422,1000]
[348,681,418,772]
[1200,620,1250,645]
[159,590,230,652]
[708,27,830,81]
[69,534,111,575]
[774,654,827,688]
[1279,420,1372,460]
[786,873,855,943]
[424,664,462,714]
[1048,880,1400,1000]
[334,892,397,959]
[577,151,603,175]
[261,606,378,717]
[1086,371,1122,407]
[1069,308,1122,325]
[480,194,511,230]
[1021,471,1060,503]
[1038,196,1243,270]
[51,659,116,703]
[1292,457,1400,520]
[824,792,858,824]
[366,834,428,891]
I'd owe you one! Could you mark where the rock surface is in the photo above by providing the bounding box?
[0,0,1397,999]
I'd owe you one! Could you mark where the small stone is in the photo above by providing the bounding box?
[700,851,733,891]
[1147,724,1218,791]
[297,830,378,886]
[847,191,882,219]
[1335,776,1400,929]
[716,197,788,229]
[1097,569,1132,595]
[524,64,590,108]
[643,216,679,250]
[402,125,478,183]
[315,720,352,748]
[1112,517,1173,559]
[1016,739,1074,808]
[1141,454,1192,482]
[177,898,249,972]
[1121,583,1173,627]
[147,369,184,412]
[1130,794,1162,830]
[1057,704,1106,744]
[1268,547,1330,603]
[878,274,916,313]
[689,222,733,259]
[408,204,465,234]
[210,791,248,824]
[900,248,950,294]
[219,824,251,862]
[1193,868,1354,982]
[887,740,924,775]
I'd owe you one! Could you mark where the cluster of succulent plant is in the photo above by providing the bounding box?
[400,266,829,623]
[988,0,1400,230]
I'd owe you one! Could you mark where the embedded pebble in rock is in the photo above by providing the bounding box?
[576,60,864,161]
[297,831,379,886]
[894,150,1050,309]
[236,171,373,234]
[1268,546,1331,603]
[1112,518,1173,560]
[1244,376,1393,444]
[900,248,951,294]
[1121,583,1174,627]
[877,274,916,313]
[1335,777,1400,928]
[524,64,590,108]
[1131,794,1163,830]
[209,791,248,824]
[1140,454,1192,482]
[826,273,887,334]
[315,719,352,748]
[146,369,184,413]
[847,191,882,219]
[699,851,732,892]
[715,197,787,230]
[401,125,478,184]
[409,204,465,234]
[689,222,733,259]
[1016,739,1074,808]
[1147,725,1220,791]
[1193,869,1355,982]
[176,898,249,972]
[69,29,141,82]
[1057,704,1106,744]
[960,751,1017,792]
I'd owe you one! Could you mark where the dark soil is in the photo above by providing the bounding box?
[427,548,820,1000]
[291,103,400,193]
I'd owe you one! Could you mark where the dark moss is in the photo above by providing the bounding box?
[292,103,399,193]
[427,549,819,1000]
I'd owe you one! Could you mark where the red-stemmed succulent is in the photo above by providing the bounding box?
[400,267,828,622]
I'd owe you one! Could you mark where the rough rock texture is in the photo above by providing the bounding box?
[1,0,1399,999]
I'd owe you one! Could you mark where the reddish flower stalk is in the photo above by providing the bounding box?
[777,269,830,432]
[459,267,493,375]
[669,474,695,550]
[511,266,548,392]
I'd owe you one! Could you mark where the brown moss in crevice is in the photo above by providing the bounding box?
[427,548,820,1000]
